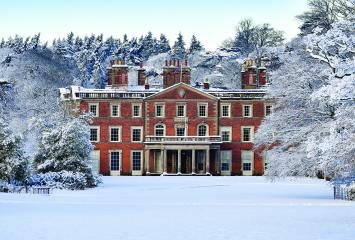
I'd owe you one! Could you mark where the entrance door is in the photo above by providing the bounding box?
[89,150,100,174]
[196,150,206,173]
[181,150,192,174]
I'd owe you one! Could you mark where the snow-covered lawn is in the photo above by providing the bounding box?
[1,177,354,240]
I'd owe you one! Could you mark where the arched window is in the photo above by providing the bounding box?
[197,124,208,136]
[155,124,165,136]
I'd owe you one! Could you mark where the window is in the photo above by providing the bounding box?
[221,103,231,117]
[176,127,186,136]
[198,124,208,136]
[110,126,121,142]
[220,126,232,142]
[90,126,100,142]
[131,127,143,142]
[89,103,99,117]
[241,150,253,175]
[220,150,232,172]
[242,126,254,142]
[155,103,165,117]
[111,104,120,117]
[265,105,273,116]
[132,103,142,117]
[198,103,208,117]
[110,151,121,172]
[155,124,165,136]
[131,151,142,171]
[176,104,186,117]
[243,105,252,117]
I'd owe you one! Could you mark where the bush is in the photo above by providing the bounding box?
[28,171,102,190]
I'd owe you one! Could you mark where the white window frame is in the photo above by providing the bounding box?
[241,126,254,143]
[175,124,187,136]
[109,126,122,142]
[131,126,143,143]
[131,150,143,175]
[90,126,100,143]
[110,103,120,117]
[220,150,232,175]
[155,103,165,118]
[109,149,122,176]
[198,102,208,117]
[154,124,166,136]
[88,103,99,117]
[241,150,254,176]
[132,103,142,117]
[220,126,232,142]
[242,104,253,118]
[265,104,273,116]
[197,123,209,136]
[176,103,186,117]
[221,103,231,117]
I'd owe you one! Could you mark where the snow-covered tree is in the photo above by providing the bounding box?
[157,34,171,53]
[0,117,29,184]
[255,15,355,179]
[297,0,355,35]
[188,35,203,54]
[171,33,186,59]
[34,109,98,188]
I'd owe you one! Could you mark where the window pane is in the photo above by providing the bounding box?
[90,129,98,142]
[132,151,141,171]
[198,125,207,136]
[111,128,120,141]
[112,105,118,116]
[111,152,120,171]
[176,127,185,136]
[155,125,164,136]
[199,105,206,117]
[132,128,141,141]
[222,105,230,117]
[90,105,97,116]
[244,106,251,117]
[177,105,185,117]
[243,128,251,141]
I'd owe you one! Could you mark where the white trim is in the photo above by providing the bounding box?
[132,103,142,117]
[109,149,122,176]
[109,126,122,142]
[198,102,208,117]
[154,103,165,118]
[241,126,254,142]
[131,150,143,176]
[220,150,232,176]
[197,123,209,136]
[220,103,231,117]
[241,150,254,176]
[89,126,100,143]
[242,104,253,118]
[110,103,120,117]
[88,103,99,117]
[220,126,232,142]
[131,126,143,143]
[176,103,186,117]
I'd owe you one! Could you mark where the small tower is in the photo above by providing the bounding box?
[108,60,128,89]
[163,59,191,88]
[241,59,266,89]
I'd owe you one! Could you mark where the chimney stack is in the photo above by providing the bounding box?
[163,59,191,88]
[203,79,210,90]
[108,59,128,89]
[137,62,146,86]
[241,59,266,89]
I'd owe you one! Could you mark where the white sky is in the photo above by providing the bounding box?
[0,0,309,50]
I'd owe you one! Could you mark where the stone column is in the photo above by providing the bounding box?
[177,149,182,175]
[145,149,150,175]
[206,149,210,175]
[191,149,196,175]
[163,149,167,175]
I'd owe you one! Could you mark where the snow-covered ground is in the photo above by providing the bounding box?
[0,177,354,240]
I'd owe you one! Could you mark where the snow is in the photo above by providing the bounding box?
[0,176,354,240]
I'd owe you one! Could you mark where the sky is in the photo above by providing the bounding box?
[0,0,309,50]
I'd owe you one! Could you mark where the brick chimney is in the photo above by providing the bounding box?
[203,79,210,90]
[241,59,266,89]
[163,59,191,88]
[108,60,128,89]
[137,62,146,86]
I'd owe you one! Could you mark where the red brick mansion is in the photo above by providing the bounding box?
[60,59,272,176]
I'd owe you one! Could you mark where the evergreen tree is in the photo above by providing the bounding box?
[34,110,97,188]
[171,33,186,59]
[28,33,41,50]
[157,34,170,53]
[188,35,203,54]
[141,31,155,60]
